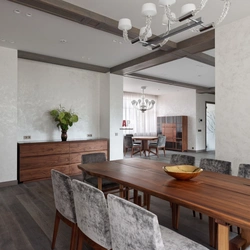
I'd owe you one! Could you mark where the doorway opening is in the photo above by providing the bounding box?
[205,102,215,151]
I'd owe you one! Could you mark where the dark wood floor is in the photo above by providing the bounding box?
[0,173,221,250]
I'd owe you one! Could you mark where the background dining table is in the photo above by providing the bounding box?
[78,158,250,250]
[132,136,158,156]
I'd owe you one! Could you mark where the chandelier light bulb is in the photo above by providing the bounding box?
[162,12,176,25]
[141,3,157,17]
[140,27,152,38]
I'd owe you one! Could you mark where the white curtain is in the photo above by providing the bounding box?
[123,92,157,135]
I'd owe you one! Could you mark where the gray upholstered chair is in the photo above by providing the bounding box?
[148,135,166,157]
[199,158,231,174]
[51,170,77,250]
[72,179,112,250]
[170,154,195,166]
[197,158,232,247]
[238,164,250,178]
[123,134,142,157]
[81,153,120,194]
[107,194,209,250]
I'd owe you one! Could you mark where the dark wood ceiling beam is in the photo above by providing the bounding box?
[128,73,211,92]
[185,52,215,67]
[196,87,215,94]
[111,30,215,75]
[8,0,177,50]
[18,51,109,73]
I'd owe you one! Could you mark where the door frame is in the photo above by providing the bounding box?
[205,101,215,151]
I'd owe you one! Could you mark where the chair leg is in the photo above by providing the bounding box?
[70,223,78,250]
[51,210,60,249]
[199,212,203,220]
[145,194,151,210]
[77,228,84,250]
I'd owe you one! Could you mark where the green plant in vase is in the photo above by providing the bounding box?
[49,105,79,141]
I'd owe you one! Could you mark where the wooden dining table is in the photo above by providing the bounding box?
[78,158,250,250]
[132,136,158,156]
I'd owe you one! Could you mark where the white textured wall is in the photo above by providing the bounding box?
[216,15,250,175]
[18,59,103,141]
[109,74,123,160]
[0,47,17,183]
[157,89,197,150]
[196,94,215,151]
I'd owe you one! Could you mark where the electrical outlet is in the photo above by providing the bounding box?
[115,133,118,136]
[87,134,92,137]
[23,135,31,139]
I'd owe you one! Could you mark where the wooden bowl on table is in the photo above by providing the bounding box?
[162,165,203,180]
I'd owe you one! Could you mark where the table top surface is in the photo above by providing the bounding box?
[78,158,250,229]
[132,136,158,140]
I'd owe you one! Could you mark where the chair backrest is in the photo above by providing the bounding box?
[199,158,231,174]
[107,194,165,250]
[170,154,195,166]
[238,164,250,179]
[157,135,166,147]
[51,169,76,223]
[124,135,133,148]
[72,179,112,249]
[81,152,106,164]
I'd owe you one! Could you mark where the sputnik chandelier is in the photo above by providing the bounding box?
[118,0,231,50]
[131,86,155,113]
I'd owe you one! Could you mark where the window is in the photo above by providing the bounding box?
[123,92,157,135]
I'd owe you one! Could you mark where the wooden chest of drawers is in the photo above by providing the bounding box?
[18,139,109,183]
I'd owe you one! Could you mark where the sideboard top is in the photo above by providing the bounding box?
[18,138,109,144]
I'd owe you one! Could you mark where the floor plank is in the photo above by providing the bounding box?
[0,150,217,250]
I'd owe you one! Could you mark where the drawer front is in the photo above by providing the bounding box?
[69,164,83,176]
[20,165,70,182]
[70,140,108,153]
[19,142,70,157]
[20,154,70,170]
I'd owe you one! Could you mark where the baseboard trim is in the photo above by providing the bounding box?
[0,180,18,187]
[187,149,206,153]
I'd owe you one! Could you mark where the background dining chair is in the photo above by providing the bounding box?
[107,194,209,250]
[123,134,142,157]
[81,153,120,195]
[238,164,250,178]
[228,163,250,249]
[170,154,195,166]
[72,179,112,250]
[199,158,231,174]
[148,135,166,157]
[196,158,231,248]
[51,170,77,250]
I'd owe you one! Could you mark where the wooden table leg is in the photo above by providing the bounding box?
[217,220,229,250]
[209,217,217,248]
[97,177,102,190]
[119,184,124,198]
[171,203,179,230]
[241,228,250,250]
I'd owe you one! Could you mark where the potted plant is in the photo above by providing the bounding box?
[49,105,79,141]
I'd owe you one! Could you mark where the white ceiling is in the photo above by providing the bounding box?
[0,0,250,94]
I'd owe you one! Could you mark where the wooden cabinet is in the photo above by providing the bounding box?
[18,139,108,183]
[157,116,188,152]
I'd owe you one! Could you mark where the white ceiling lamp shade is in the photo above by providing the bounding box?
[181,4,196,16]
[118,0,231,50]
[141,3,157,17]
[131,86,155,113]
[118,18,132,42]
